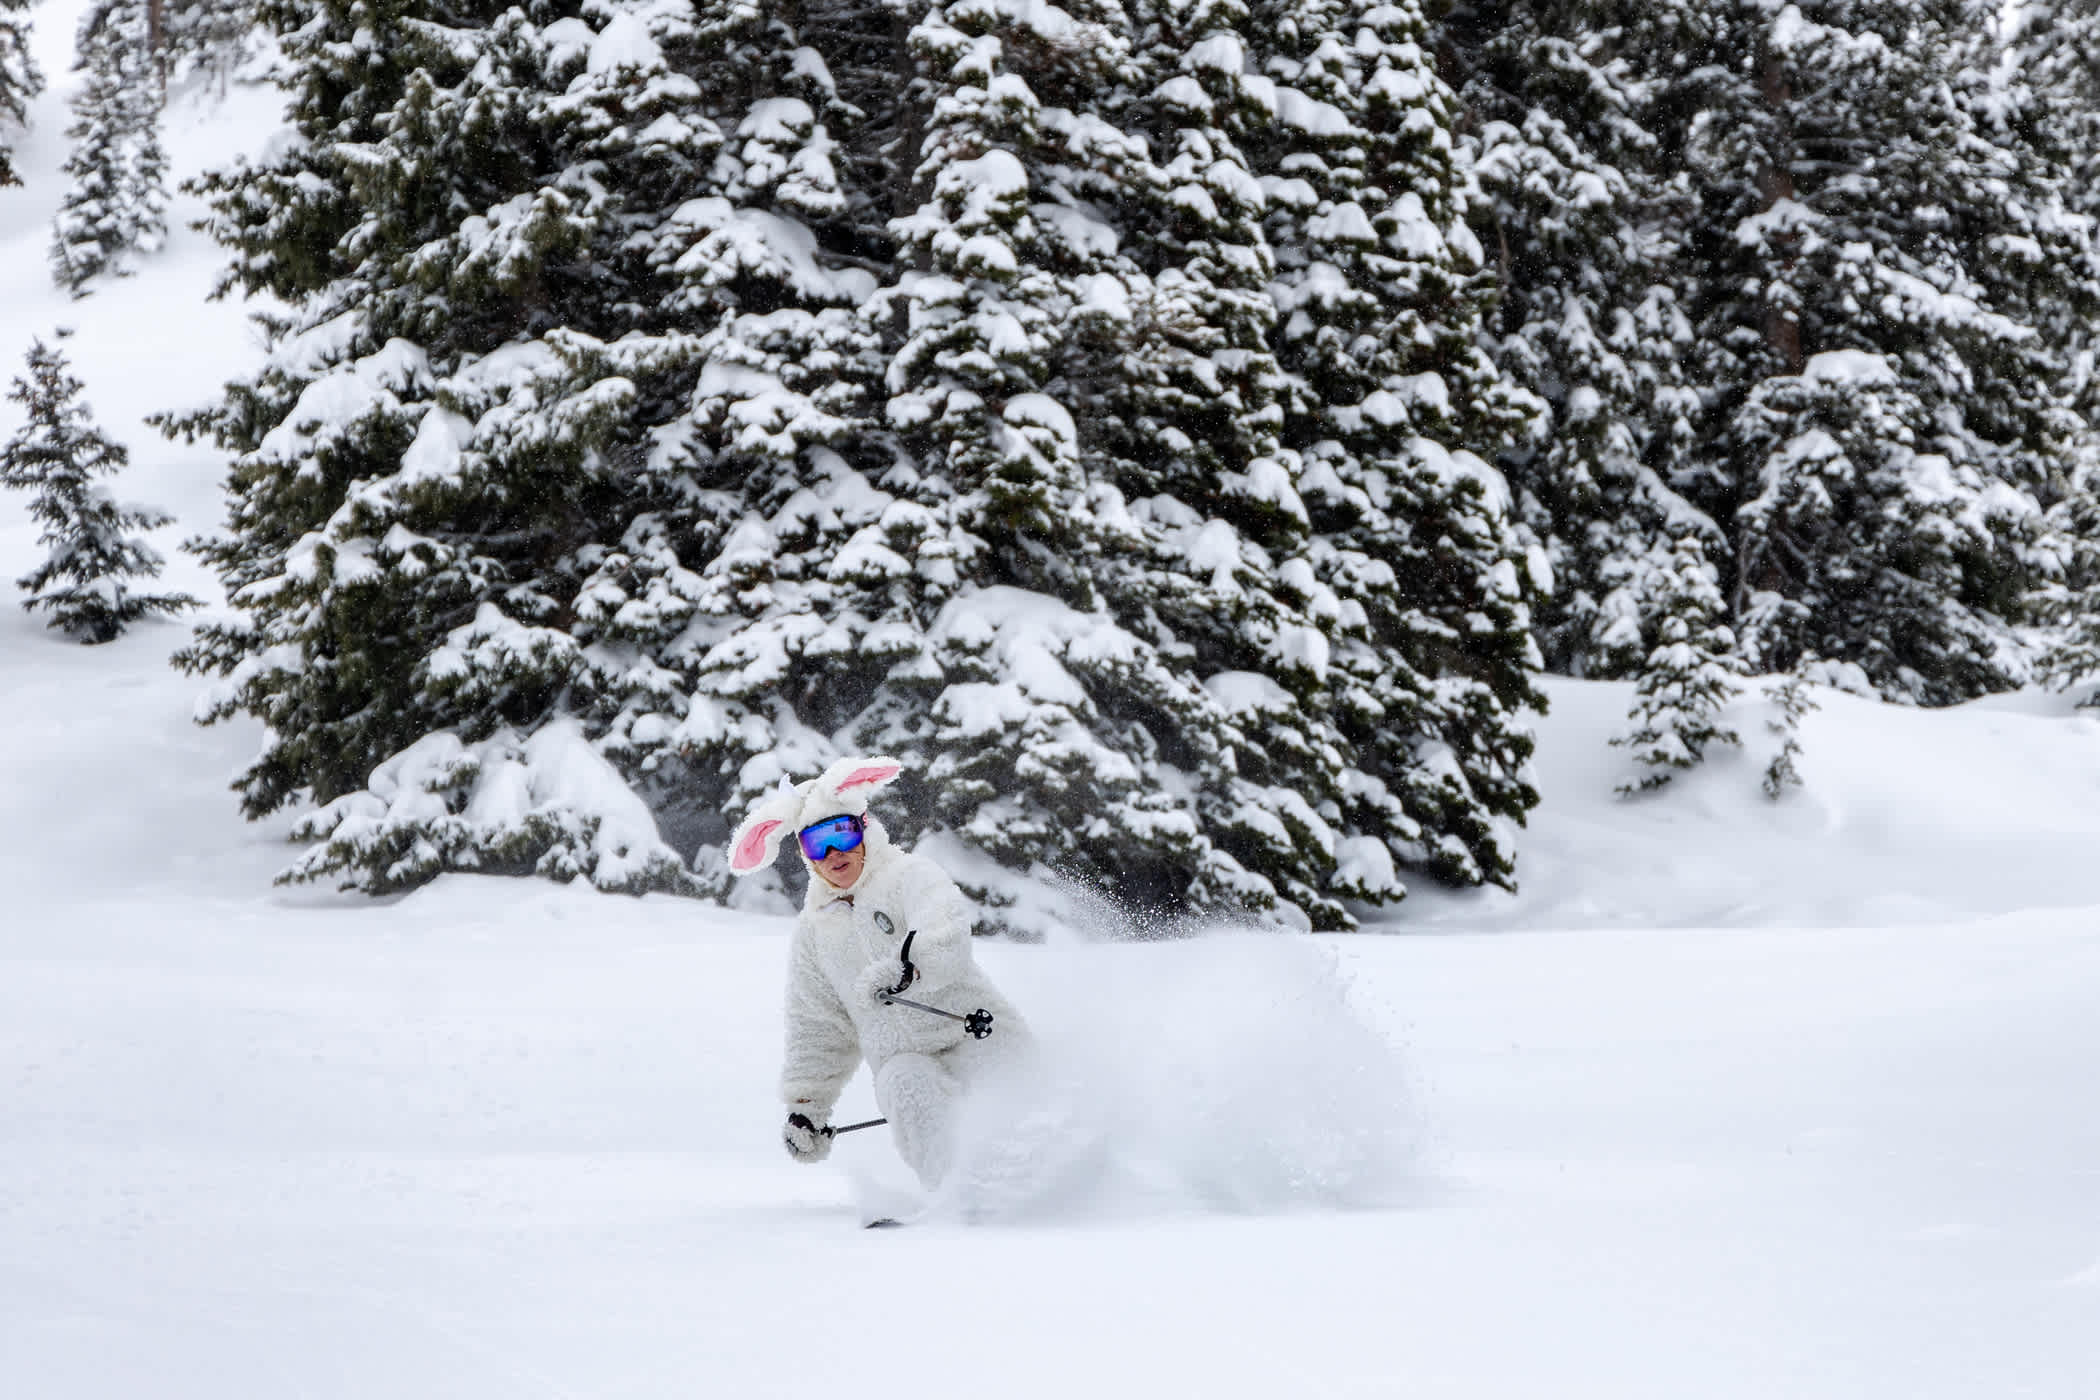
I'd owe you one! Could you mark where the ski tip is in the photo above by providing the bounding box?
[862,1217,906,1229]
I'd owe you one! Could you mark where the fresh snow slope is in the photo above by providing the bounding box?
[8,635,2100,1400]
[5,12,2100,1399]
[1398,679,2100,931]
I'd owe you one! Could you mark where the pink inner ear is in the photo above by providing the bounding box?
[836,764,901,792]
[732,819,783,871]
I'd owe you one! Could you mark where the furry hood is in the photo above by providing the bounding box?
[725,755,905,886]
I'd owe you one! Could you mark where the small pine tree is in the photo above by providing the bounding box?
[52,0,169,294]
[1,0,45,188]
[2,338,195,643]
[1761,659,1819,798]
[1614,532,1740,794]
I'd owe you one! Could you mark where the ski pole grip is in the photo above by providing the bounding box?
[885,929,918,998]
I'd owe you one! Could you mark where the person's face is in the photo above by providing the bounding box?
[815,842,865,889]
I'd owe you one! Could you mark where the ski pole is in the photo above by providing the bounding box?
[878,991,995,1039]
[873,922,995,1038]
[827,1118,887,1137]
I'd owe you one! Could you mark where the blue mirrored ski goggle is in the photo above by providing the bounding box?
[797,813,865,861]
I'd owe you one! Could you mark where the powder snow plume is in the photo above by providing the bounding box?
[922,927,1420,1223]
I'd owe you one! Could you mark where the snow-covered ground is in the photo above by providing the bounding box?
[5,12,2100,1397]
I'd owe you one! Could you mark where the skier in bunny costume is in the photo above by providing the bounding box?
[727,756,1029,1191]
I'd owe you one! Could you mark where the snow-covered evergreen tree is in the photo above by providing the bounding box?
[2,338,195,643]
[1232,0,1547,893]
[1760,658,1818,797]
[1668,0,2076,703]
[1612,532,1739,793]
[2001,0,2100,703]
[164,0,819,894]
[1076,0,1361,921]
[1431,0,2097,718]
[842,0,1552,926]
[172,0,1554,925]
[801,0,1312,924]
[52,0,170,294]
[0,0,44,188]
[1440,0,1708,680]
[1728,349,2035,698]
[613,0,944,893]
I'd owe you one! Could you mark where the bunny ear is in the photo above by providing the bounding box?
[729,819,785,873]
[826,756,904,795]
[726,787,807,875]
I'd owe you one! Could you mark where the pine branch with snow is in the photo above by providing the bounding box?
[166,0,804,890]
[283,723,695,895]
[1760,661,1818,799]
[1669,0,2077,701]
[1440,0,1712,680]
[1231,0,1548,897]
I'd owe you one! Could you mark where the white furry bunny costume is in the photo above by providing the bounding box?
[727,756,1028,1189]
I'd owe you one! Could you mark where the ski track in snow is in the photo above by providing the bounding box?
[6,6,2100,1395]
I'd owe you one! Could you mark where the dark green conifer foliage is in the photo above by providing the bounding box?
[1612,532,1740,793]
[1760,659,1818,797]
[3,339,196,643]
[1,0,44,188]
[162,0,815,893]
[1234,0,1547,894]
[1441,0,1707,681]
[2005,0,2100,702]
[169,0,1556,925]
[1670,0,2076,703]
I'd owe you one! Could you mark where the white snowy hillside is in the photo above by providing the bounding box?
[9,600,2100,1399]
[5,7,2100,1400]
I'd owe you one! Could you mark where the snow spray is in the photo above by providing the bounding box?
[922,925,1420,1223]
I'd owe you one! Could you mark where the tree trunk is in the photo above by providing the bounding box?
[1756,43,1804,375]
[146,0,167,98]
